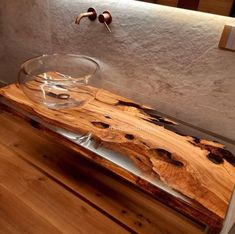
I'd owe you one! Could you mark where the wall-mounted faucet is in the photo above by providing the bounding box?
[75,8,112,33]
[75,8,97,24]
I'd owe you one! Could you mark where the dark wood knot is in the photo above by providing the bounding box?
[91,121,110,129]
[155,148,184,167]
[125,134,135,140]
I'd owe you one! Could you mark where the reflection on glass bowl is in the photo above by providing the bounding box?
[18,54,100,110]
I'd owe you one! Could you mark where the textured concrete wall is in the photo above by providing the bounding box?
[0,0,235,141]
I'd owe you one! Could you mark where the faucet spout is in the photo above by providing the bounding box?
[75,8,97,24]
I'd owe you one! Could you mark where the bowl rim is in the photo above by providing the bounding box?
[20,53,100,82]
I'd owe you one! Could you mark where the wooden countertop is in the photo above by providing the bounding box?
[0,80,235,232]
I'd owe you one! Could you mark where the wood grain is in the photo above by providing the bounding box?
[157,0,178,7]
[219,25,232,49]
[0,79,235,230]
[0,110,205,234]
[198,0,234,16]
[0,185,61,234]
[177,0,200,10]
[0,141,129,234]
[157,0,233,15]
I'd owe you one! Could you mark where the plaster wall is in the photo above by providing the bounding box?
[0,0,235,141]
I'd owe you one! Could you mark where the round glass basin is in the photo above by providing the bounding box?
[18,54,100,109]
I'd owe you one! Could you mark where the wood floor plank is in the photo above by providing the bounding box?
[0,111,205,234]
[0,142,129,234]
[0,184,61,234]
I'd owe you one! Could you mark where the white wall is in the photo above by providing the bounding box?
[1,0,235,141]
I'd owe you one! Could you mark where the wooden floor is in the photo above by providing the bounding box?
[0,109,206,234]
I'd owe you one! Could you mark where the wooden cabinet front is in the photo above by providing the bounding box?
[156,0,234,16]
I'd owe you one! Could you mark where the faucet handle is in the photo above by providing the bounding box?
[98,11,112,32]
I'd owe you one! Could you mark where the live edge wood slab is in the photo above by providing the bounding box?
[0,81,235,232]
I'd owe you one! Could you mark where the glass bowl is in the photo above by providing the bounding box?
[18,54,100,109]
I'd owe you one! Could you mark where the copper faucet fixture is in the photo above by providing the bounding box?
[75,8,97,24]
[98,11,112,32]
